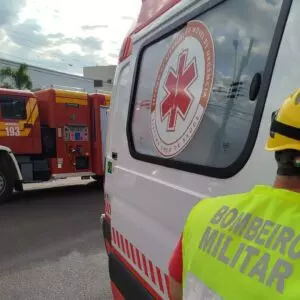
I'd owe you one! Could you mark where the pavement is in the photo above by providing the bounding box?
[0,178,112,300]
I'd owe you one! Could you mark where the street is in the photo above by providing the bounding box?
[0,178,112,300]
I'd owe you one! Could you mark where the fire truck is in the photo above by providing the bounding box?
[0,87,110,203]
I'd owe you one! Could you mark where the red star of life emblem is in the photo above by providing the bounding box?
[160,49,198,132]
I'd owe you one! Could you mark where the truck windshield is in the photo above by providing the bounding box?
[0,96,26,120]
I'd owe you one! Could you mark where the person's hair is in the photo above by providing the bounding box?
[275,150,300,177]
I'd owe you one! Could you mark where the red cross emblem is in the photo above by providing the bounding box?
[160,49,198,131]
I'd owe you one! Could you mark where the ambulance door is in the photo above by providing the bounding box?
[105,0,288,298]
[90,95,108,175]
[100,105,109,169]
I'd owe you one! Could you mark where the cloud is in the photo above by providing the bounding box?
[5,43,106,75]
[6,18,104,51]
[1,17,105,74]
[0,0,26,26]
[73,36,103,52]
[45,50,106,68]
[121,16,135,21]
[46,33,65,39]
[108,53,118,59]
[6,19,49,48]
[0,0,142,74]
[81,24,108,30]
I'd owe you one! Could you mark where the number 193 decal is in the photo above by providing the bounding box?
[5,124,20,136]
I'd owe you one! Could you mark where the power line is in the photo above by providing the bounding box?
[0,5,113,72]
[0,48,80,70]
[2,28,101,66]
[0,51,81,73]
[3,30,46,52]
[0,35,91,70]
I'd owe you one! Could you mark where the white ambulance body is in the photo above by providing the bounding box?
[103,0,296,298]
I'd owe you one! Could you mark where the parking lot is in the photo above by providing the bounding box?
[0,178,112,300]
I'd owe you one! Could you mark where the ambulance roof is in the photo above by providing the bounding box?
[135,0,181,33]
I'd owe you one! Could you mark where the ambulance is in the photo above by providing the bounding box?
[102,0,295,298]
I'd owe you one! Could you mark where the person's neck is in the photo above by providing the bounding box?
[273,175,300,193]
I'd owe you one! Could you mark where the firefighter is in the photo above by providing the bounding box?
[168,89,300,300]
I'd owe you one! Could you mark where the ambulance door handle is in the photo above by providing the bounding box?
[112,152,118,160]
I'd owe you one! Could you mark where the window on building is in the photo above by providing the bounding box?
[0,96,26,119]
[128,0,285,177]
[94,80,103,88]
[107,79,113,84]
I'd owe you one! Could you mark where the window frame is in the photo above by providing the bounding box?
[94,80,103,88]
[126,0,292,179]
[0,95,27,120]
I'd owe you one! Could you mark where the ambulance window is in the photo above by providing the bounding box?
[0,97,26,120]
[129,0,287,177]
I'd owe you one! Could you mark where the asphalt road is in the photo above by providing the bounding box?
[0,178,112,300]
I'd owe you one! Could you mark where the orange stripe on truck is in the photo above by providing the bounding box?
[54,89,88,106]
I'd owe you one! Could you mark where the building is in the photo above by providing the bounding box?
[83,65,116,92]
[0,58,95,93]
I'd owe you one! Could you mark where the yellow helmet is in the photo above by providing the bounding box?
[265,89,300,152]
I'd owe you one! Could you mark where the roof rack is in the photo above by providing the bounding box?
[42,84,86,92]
[94,89,112,94]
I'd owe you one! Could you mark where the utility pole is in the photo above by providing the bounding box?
[233,39,239,81]
[208,38,254,166]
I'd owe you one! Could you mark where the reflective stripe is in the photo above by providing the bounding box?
[111,228,170,299]
[183,273,221,300]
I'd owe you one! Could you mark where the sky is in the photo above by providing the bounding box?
[0,0,141,75]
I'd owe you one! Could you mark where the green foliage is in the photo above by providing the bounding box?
[0,63,33,90]
[0,82,14,89]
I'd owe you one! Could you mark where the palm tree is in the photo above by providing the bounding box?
[0,82,14,89]
[0,63,33,90]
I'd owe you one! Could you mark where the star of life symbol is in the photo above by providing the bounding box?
[160,49,198,132]
[151,20,215,158]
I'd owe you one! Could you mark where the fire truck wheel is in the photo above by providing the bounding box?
[0,167,13,204]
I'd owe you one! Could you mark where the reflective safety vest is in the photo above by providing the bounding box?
[182,185,300,300]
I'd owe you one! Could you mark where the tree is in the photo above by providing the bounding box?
[0,82,14,89]
[0,63,33,90]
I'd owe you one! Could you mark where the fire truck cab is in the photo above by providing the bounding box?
[0,88,109,203]
[103,0,296,298]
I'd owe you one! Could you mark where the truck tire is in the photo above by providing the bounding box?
[0,164,13,204]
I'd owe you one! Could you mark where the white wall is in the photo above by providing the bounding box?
[83,65,116,81]
[0,59,95,93]
[83,65,116,92]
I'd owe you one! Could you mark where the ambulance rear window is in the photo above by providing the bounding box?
[0,96,26,120]
[128,0,289,178]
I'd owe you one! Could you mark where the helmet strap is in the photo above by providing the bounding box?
[276,151,300,176]
[271,119,300,141]
[277,166,300,176]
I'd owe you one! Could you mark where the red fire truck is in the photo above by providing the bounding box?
[0,87,110,203]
